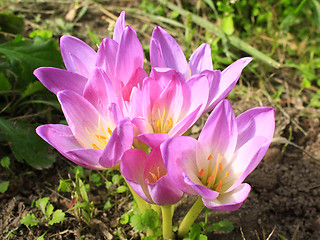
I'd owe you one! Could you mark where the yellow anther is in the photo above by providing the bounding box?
[216,180,223,192]
[149,172,158,182]
[107,127,113,136]
[207,174,215,184]
[92,144,99,149]
[199,168,205,176]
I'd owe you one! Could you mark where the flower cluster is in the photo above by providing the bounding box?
[35,11,275,239]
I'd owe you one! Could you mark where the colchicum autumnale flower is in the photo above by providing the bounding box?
[36,90,133,170]
[121,147,183,205]
[34,11,146,101]
[161,99,275,210]
[129,68,209,147]
[150,26,252,112]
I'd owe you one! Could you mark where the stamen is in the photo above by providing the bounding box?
[199,168,205,176]
[157,167,160,179]
[107,128,112,136]
[208,154,213,161]
[207,174,215,184]
[92,144,99,149]
[216,180,223,192]
[149,172,158,182]
[219,163,223,173]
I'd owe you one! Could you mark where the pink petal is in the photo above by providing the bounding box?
[180,74,209,119]
[34,67,87,95]
[150,27,188,75]
[132,117,154,134]
[83,68,118,115]
[121,149,151,203]
[161,136,199,195]
[202,183,251,211]
[113,11,126,44]
[36,124,81,156]
[66,148,104,170]
[99,118,133,168]
[226,136,267,192]
[198,100,237,160]
[121,67,147,101]
[189,43,213,75]
[96,38,118,87]
[116,26,144,86]
[184,175,219,200]
[135,133,170,148]
[236,107,275,150]
[57,90,109,148]
[169,104,202,137]
[200,70,222,113]
[148,175,183,205]
[60,36,97,78]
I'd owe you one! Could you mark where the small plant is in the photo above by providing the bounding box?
[20,197,65,226]
[58,166,95,225]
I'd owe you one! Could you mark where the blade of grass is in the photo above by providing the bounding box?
[158,0,281,68]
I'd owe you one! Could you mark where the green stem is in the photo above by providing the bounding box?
[151,204,161,216]
[124,179,150,214]
[178,197,204,238]
[161,205,173,240]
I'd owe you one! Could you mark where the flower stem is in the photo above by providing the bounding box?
[124,179,150,213]
[161,205,173,240]
[178,197,204,238]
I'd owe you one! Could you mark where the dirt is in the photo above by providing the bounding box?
[1,1,320,240]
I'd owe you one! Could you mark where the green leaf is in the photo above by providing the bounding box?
[20,213,39,226]
[277,233,289,240]
[0,72,11,92]
[45,204,54,219]
[198,234,208,240]
[116,185,128,193]
[36,232,47,240]
[29,29,53,40]
[86,25,100,46]
[104,200,112,210]
[188,223,202,240]
[90,173,101,186]
[120,212,130,224]
[20,81,46,100]
[142,236,157,240]
[0,118,56,169]
[0,12,24,34]
[312,0,320,26]
[58,179,72,192]
[130,214,144,232]
[130,209,159,233]
[210,220,234,233]
[48,209,65,225]
[0,37,62,89]
[112,174,121,184]
[222,15,234,35]
[0,181,9,193]
[36,197,49,216]
[78,178,89,202]
[141,209,159,231]
[1,156,10,168]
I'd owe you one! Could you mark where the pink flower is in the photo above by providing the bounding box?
[161,100,275,211]
[150,26,252,112]
[121,147,183,205]
[34,11,146,101]
[36,90,133,170]
[129,68,209,147]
